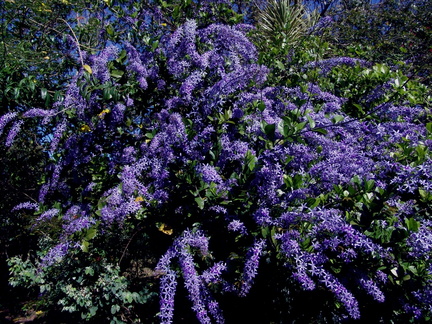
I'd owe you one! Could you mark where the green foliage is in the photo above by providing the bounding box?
[8,250,156,322]
[326,0,432,85]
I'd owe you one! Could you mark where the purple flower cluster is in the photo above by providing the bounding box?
[58,76,85,117]
[5,120,23,147]
[359,277,385,302]
[156,230,225,324]
[309,16,333,34]
[12,201,39,211]
[87,45,120,83]
[303,57,371,75]
[227,220,248,235]
[40,241,79,267]
[0,112,17,136]
[35,208,59,223]
[407,220,432,259]
[239,239,266,297]
[196,164,222,184]
[22,108,55,119]
[271,207,390,317]
[159,270,178,324]
[163,20,268,117]
[124,42,156,90]
[49,118,67,153]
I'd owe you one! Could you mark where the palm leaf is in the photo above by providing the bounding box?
[255,0,319,48]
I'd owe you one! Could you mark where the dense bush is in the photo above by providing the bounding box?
[324,0,432,85]
[1,0,432,323]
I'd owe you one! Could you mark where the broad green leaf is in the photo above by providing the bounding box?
[405,218,420,232]
[306,115,315,129]
[195,197,205,209]
[85,227,97,240]
[81,240,89,253]
[332,115,344,123]
[111,69,124,79]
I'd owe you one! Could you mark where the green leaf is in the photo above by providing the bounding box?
[245,151,257,171]
[295,121,307,132]
[261,226,270,238]
[405,218,420,232]
[13,87,20,99]
[195,197,205,209]
[419,189,431,201]
[264,123,276,136]
[332,115,344,123]
[110,69,124,79]
[275,60,285,70]
[125,292,133,303]
[84,266,94,276]
[89,306,98,316]
[81,240,89,253]
[306,115,315,129]
[85,227,97,240]
[365,179,375,191]
[151,40,159,51]
[106,24,115,37]
[103,87,113,100]
[111,305,120,314]
[312,128,328,135]
[41,88,48,100]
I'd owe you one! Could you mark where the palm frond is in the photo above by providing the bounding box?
[255,0,319,48]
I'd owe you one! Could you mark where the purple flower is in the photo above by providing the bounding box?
[180,71,204,101]
[120,146,137,164]
[227,220,248,235]
[63,215,95,236]
[303,57,371,76]
[197,164,222,184]
[88,45,120,83]
[253,162,284,205]
[309,16,333,34]
[0,112,18,136]
[111,103,126,123]
[59,76,87,119]
[22,108,55,118]
[12,201,39,212]
[253,207,274,226]
[156,230,228,323]
[319,272,360,319]
[40,241,78,267]
[239,239,266,297]
[5,120,24,147]
[35,208,59,223]
[178,251,212,323]
[201,262,227,285]
[159,270,178,324]
[360,277,385,302]
[293,270,316,290]
[407,220,432,259]
[124,42,154,90]
[38,183,50,203]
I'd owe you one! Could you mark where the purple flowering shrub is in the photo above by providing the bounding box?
[3,13,432,323]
